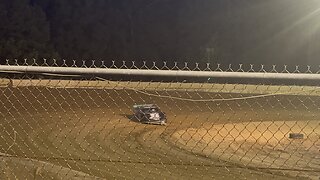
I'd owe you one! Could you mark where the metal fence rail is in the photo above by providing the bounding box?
[2,65,320,80]
[0,59,319,179]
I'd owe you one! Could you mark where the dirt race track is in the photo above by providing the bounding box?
[0,85,320,179]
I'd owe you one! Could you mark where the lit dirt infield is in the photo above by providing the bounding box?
[1,84,320,179]
[171,121,320,179]
[0,152,101,179]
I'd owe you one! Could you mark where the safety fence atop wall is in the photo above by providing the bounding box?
[2,58,320,73]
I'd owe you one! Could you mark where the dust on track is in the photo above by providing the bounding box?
[1,86,319,179]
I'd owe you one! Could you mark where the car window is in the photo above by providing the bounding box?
[141,108,151,113]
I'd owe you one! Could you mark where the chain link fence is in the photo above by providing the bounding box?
[0,59,320,179]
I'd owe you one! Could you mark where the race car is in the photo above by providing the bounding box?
[133,104,167,125]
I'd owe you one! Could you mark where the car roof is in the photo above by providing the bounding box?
[133,104,158,109]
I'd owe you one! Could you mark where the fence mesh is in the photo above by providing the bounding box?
[0,60,320,179]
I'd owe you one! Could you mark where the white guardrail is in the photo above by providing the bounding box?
[1,65,320,80]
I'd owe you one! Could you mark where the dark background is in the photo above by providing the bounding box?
[1,0,320,66]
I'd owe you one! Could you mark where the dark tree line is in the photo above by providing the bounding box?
[0,0,320,66]
[0,0,57,62]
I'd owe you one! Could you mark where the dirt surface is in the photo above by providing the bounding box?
[172,121,320,179]
[0,86,320,179]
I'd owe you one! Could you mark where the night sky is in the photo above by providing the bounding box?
[0,0,320,66]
